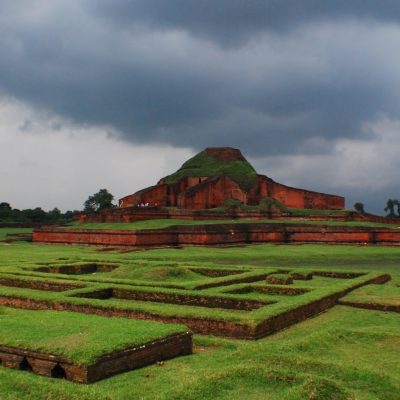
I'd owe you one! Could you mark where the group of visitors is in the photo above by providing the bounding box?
[136,202,158,208]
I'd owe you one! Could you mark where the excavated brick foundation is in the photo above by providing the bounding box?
[337,300,400,313]
[227,285,310,296]
[253,274,391,338]
[266,275,294,285]
[0,274,390,340]
[35,263,118,275]
[71,288,270,311]
[0,277,84,292]
[189,268,248,277]
[0,332,192,383]
[33,223,400,248]
[74,207,399,225]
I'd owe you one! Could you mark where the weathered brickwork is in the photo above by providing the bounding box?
[0,333,192,383]
[33,223,400,248]
[118,147,345,210]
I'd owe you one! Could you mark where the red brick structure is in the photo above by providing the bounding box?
[0,333,192,383]
[119,147,344,210]
[33,223,400,248]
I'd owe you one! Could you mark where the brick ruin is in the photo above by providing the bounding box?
[0,265,393,382]
[118,147,344,210]
[0,271,390,342]
[8,149,399,384]
[33,223,400,248]
[0,333,192,383]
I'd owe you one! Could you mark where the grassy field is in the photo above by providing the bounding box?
[0,228,399,399]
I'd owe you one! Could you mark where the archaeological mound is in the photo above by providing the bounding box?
[118,147,344,210]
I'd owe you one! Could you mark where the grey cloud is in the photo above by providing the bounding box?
[18,119,33,132]
[0,1,400,158]
[90,0,400,46]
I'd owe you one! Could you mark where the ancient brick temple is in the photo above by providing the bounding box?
[119,147,344,210]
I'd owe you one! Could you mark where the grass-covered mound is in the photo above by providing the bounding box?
[163,148,257,191]
[0,307,188,365]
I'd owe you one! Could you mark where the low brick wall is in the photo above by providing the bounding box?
[74,207,399,225]
[72,287,268,311]
[0,332,192,383]
[0,277,83,292]
[33,223,400,248]
[87,332,192,383]
[254,273,391,338]
[0,295,254,338]
[338,300,400,313]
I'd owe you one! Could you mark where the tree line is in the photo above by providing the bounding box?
[0,202,80,225]
[0,189,115,225]
[354,199,400,218]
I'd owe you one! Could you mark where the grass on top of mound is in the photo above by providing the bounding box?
[67,219,237,230]
[0,228,33,241]
[163,150,258,191]
[0,307,188,365]
[66,218,400,230]
[340,283,400,307]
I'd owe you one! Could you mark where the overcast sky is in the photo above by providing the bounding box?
[1,1,399,214]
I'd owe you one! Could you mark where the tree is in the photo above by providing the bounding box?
[84,189,115,212]
[353,202,365,214]
[0,202,11,210]
[384,199,397,218]
[47,208,62,222]
[224,198,242,211]
[0,202,12,221]
[21,207,47,223]
[64,210,80,220]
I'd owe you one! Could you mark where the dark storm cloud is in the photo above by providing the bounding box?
[90,0,400,46]
[0,1,400,156]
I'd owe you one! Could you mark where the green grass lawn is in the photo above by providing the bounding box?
[0,228,399,399]
[0,306,398,400]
